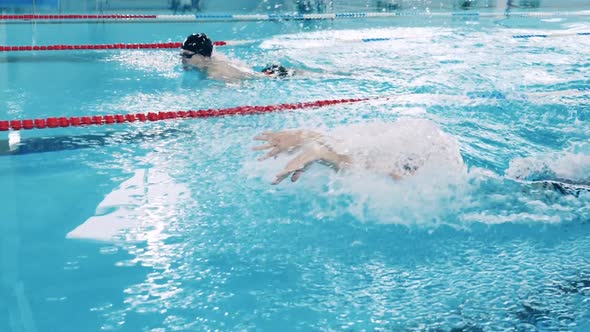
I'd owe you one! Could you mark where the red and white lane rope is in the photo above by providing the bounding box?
[3,89,587,132]
[0,97,368,132]
[0,14,157,20]
[3,31,589,53]
[0,40,258,52]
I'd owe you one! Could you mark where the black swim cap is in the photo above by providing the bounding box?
[182,33,213,57]
[261,64,289,77]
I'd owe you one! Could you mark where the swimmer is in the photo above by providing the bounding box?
[180,33,294,82]
[253,119,590,198]
[253,118,465,184]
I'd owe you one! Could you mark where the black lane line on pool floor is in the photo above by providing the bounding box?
[0,127,189,156]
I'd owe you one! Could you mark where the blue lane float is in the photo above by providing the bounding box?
[513,34,549,38]
[513,32,590,39]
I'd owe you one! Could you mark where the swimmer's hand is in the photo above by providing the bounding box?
[252,130,322,160]
[253,130,350,184]
[271,144,328,184]
[274,143,353,184]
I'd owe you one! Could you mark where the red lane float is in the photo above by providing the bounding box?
[0,14,158,20]
[0,42,185,52]
[0,41,231,52]
[0,98,369,132]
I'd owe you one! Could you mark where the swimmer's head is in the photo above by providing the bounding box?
[261,64,290,78]
[181,33,213,58]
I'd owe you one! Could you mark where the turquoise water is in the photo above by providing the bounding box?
[1,13,590,332]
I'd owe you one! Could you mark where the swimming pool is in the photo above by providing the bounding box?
[1,6,589,332]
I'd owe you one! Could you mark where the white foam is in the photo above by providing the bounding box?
[249,118,469,226]
[506,148,590,182]
[327,118,465,177]
[106,50,181,79]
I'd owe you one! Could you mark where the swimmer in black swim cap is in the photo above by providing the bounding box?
[180,33,296,82]
[180,32,247,80]
[180,33,213,62]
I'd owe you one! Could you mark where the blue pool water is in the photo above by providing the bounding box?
[1,11,590,332]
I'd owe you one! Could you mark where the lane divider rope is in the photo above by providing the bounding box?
[2,89,587,132]
[0,14,157,20]
[0,98,368,132]
[0,37,402,52]
[3,31,587,53]
[0,41,251,52]
[0,42,183,52]
[1,11,589,24]
[513,31,590,38]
